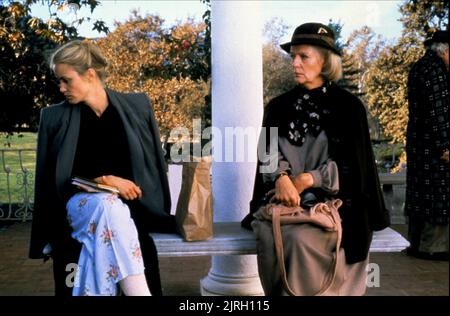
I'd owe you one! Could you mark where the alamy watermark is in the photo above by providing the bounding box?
[168,119,278,174]
[366,263,381,288]
[65,263,80,288]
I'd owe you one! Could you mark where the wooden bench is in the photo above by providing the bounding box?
[150,222,410,257]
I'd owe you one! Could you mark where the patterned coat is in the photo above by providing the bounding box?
[405,50,449,223]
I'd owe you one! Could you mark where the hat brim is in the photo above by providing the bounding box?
[280,39,341,56]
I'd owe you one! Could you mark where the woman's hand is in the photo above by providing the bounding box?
[270,175,300,207]
[95,175,142,200]
[290,172,314,194]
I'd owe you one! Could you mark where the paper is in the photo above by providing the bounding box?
[175,158,213,241]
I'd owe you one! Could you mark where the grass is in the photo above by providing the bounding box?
[0,132,37,150]
[0,133,37,210]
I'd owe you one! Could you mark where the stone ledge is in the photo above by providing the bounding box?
[379,172,406,185]
[150,222,410,257]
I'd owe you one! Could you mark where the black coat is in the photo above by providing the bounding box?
[405,50,449,223]
[242,83,390,264]
[29,88,174,295]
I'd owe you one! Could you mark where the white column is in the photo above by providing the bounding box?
[200,0,264,296]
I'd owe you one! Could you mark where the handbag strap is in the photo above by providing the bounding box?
[272,201,342,296]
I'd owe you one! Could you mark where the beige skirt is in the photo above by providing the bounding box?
[252,219,368,296]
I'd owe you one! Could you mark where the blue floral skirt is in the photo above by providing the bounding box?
[66,192,145,296]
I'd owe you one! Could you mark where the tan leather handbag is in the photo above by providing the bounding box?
[258,199,343,296]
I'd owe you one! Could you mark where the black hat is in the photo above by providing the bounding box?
[280,23,341,55]
[424,30,448,46]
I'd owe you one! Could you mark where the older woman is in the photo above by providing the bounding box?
[29,40,176,296]
[242,23,390,296]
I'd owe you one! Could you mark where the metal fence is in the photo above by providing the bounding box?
[0,149,35,221]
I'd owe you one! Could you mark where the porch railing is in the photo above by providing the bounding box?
[0,148,407,223]
[0,149,35,221]
[379,172,407,224]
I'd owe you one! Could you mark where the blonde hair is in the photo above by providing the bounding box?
[50,39,108,82]
[316,46,343,82]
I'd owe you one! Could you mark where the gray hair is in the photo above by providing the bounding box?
[50,39,108,82]
[316,46,343,82]
[430,42,449,58]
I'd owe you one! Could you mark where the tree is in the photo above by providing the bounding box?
[1,4,57,134]
[342,26,386,139]
[399,0,448,37]
[365,39,419,144]
[0,0,107,136]
[96,11,210,141]
[262,17,295,105]
[344,26,385,94]
[329,21,386,141]
[262,43,296,106]
[200,0,211,128]
[327,19,345,52]
[327,19,362,97]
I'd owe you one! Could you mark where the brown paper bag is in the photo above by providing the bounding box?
[175,158,213,241]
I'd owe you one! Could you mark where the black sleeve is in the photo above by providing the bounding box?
[143,94,172,213]
[29,109,52,259]
[354,99,390,231]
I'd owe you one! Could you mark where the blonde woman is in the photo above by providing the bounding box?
[29,40,176,296]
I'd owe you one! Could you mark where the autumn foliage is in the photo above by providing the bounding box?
[365,0,448,145]
[1,2,211,142]
[0,0,108,134]
[97,12,210,141]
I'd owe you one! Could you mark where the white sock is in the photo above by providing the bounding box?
[119,274,152,296]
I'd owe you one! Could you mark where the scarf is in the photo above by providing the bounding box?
[281,82,331,146]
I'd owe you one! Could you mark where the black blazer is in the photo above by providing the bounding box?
[29,88,172,259]
[242,83,390,264]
